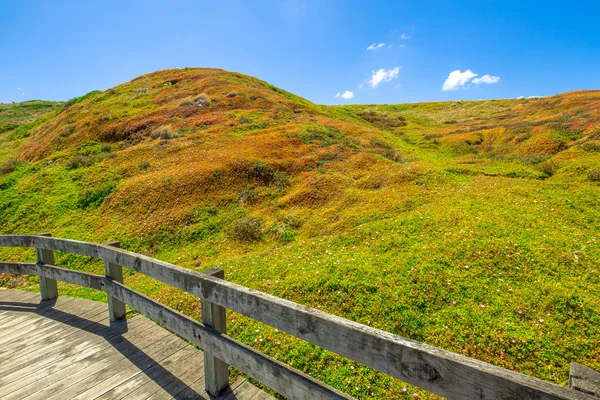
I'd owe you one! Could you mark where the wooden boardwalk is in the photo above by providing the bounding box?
[0,288,274,400]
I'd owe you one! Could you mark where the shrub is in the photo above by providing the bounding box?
[59,125,76,137]
[588,169,600,182]
[238,185,259,204]
[77,182,117,208]
[180,93,211,108]
[298,126,344,146]
[232,216,263,242]
[581,141,600,152]
[282,214,300,229]
[195,93,211,107]
[0,159,24,175]
[138,161,151,170]
[66,155,94,170]
[537,160,559,176]
[270,223,295,243]
[249,161,274,184]
[226,91,238,98]
[151,125,174,140]
[272,171,291,189]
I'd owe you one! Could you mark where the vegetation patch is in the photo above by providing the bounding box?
[232,216,263,242]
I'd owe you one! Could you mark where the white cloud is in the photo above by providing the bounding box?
[442,70,501,91]
[442,70,478,91]
[401,33,410,39]
[335,90,355,100]
[472,74,500,84]
[367,42,386,51]
[368,67,400,88]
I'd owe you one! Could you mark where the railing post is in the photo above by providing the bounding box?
[201,268,229,396]
[104,241,126,322]
[570,362,600,397]
[36,232,57,301]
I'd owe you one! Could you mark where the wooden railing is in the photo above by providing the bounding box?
[0,234,597,400]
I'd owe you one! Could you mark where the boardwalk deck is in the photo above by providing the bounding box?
[0,288,274,400]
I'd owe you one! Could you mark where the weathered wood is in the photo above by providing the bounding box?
[49,334,186,400]
[570,362,600,398]
[0,318,154,395]
[7,316,168,400]
[36,232,58,300]
[201,267,229,396]
[94,346,198,399]
[104,241,126,322]
[0,300,107,360]
[0,235,595,399]
[103,279,351,400]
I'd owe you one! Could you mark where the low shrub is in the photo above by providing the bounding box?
[59,125,76,137]
[282,214,300,229]
[238,185,259,204]
[151,125,174,140]
[272,171,291,189]
[297,126,345,146]
[232,216,263,242]
[66,155,94,170]
[249,161,275,184]
[77,182,117,208]
[226,91,238,98]
[195,93,211,107]
[537,160,559,176]
[581,141,600,152]
[0,159,24,175]
[588,169,600,182]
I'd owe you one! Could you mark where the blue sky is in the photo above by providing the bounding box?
[1,0,599,104]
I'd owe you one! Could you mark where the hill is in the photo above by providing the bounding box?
[0,68,599,398]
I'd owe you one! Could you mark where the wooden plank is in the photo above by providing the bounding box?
[226,379,261,400]
[11,316,169,400]
[137,351,205,400]
[201,267,229,396]
[0,235,594,399]
[105,241,126,322]
[104,280,351,400]
[0,297,87,345]
[0,262,105,291]
[0,315,147,383]
[0,316,154,395]
[36,232,58,300]
[251,390,278,400]
[94,346,198,400]
[0,296,106,357]
[570,362,600,397]
[42,329,183,400]
[0,300,107,359]
[0,316,151,380]
[63,335,189,400]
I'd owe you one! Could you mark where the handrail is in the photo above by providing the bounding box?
[0,235,595,400]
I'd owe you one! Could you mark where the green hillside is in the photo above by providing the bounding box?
[0,68,599,399]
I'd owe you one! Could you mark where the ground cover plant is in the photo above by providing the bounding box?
[0,68,598,398]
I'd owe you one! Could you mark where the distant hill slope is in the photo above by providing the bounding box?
[0,68,599,399]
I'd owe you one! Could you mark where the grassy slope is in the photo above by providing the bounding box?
[0,68,599,398]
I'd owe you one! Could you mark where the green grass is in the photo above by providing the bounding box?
[0,76,599,399]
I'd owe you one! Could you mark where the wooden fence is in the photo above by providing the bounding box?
[0,234,597,399]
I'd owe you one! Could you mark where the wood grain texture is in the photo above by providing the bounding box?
[36,232,57,300]
[200,267,229,396]
[103,279,351,400]
[104,241,127,322]
[0,289,274,400]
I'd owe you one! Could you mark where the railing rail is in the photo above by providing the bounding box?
[0,234,596,400]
